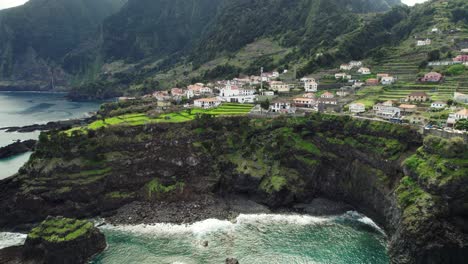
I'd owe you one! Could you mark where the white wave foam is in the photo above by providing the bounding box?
[103,214,334,238]
[0,232,27,249]
[235,213,330,226]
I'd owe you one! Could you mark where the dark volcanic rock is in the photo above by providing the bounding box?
[226,258,239,264]
[0,217,106,264]
[0,140,36,159]
[1,118,92,133]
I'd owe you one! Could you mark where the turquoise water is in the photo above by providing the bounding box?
[92,213,389,264]
[0,92,102,179]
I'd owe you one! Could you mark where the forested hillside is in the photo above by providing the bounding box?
[0,0,127,90]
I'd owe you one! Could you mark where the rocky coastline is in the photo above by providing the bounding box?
[0,115,466,263]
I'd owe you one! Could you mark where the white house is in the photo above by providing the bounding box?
[447,109,468,126]
[358,67,371,75]
[349,103,366,113]
[381,76,395,85]
[294,97,317,108]
[194,98,222,109]
[335,73,352,80]
[301,77,318,92]
[188,83,212,96]
[417,39,432,46]
[263,91,275,96]
[340,64,353,71]
[374,101,401,119]
[349,61,362,68]
[431,27,439,33]
[270,81,291,93]
[431,101,447,109]
[270,101,295,113]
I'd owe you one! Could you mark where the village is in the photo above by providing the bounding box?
[120,44,468,134]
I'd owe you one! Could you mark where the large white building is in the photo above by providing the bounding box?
[219,82,257,103]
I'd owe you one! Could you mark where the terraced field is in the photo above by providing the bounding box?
[66,103,254,134]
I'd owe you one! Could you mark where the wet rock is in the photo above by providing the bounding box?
[226,258,239,264]
[0,140,36,159]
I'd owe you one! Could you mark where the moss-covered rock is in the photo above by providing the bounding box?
[0,217,106,264]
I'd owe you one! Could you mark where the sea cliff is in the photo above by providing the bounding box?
[0,114,466,263]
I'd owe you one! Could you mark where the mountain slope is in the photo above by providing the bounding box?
[0,0,127,90]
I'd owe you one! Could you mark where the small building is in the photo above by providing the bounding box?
[321,92,334,99]
[349,61,362,68]
[171,88,186,97]
[416,39,431,46]
[366,78,379,86]
[294,98,316,108]
[188,83,212,96]
[431,101,447,109]
[381,76,395,85]
[431,28,439,33]
[405,113,429,125]
[453,55,468,62]
[270,81,291,93]
[374,103,401,119]
[454,92,468,104]
[153,91,171,101]
[270,101,295,113]
[340,64,353,71]
[318,98,338,105]
[194,98,222,109]
[301,77,318,92]
[349,103,366,113]
[337,90,350,97]
[353,81,365,88]
[399,104,417,115]
[377,73,390,79]
[303,93,316,99]
[447,109,468,127]
[421,72,443,83]
[335,73,351,80]
[263,91,275,96]
[406,92,429,102]
[358,67,371,75]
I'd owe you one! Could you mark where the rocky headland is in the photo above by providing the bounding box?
[0,216,106,264]
[0,114,466,263]
[0,140,36,160]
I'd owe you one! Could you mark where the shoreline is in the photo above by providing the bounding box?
[103,195,357,227]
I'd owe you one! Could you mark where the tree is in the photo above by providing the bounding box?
[427,49,440,61]
[261,99,270,111]
[455,119,468,131]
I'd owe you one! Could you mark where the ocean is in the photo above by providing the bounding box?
[91,213,389,264]
[0,91,102,179]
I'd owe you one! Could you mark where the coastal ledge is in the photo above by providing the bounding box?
[0,216,106,264]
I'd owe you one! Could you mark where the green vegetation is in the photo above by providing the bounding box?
[66,104,253,135]
[28,217,95,243]
[146,179,185,199]
[404,136,468,186]
[395,176,437,233]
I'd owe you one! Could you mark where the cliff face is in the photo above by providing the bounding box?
[0,115,466,263]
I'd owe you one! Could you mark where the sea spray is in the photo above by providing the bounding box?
[0,232,27,249]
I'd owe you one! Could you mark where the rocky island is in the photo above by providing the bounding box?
[0,110,466,263]
[0,216,106,264]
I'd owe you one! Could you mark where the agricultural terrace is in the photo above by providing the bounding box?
[66,103,253,134]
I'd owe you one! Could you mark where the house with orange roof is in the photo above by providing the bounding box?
[447,109,468,127]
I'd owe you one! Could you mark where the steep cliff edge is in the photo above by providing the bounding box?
[0,114,466,263]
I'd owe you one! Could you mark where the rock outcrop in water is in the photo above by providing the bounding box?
[0,216,106,264]
[0,114,466,263]
[0,140,36,159]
